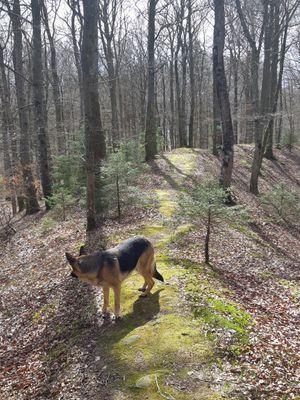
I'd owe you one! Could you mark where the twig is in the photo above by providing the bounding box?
[155,375,176,400]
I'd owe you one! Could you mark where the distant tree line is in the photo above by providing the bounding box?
[0,0,299,229]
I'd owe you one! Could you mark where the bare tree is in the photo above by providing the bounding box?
[5,0,40,214]
[82,0,106,230]
[0,43,17,215]
[213,0,234,189]
[31,0,52,208]
[42,0,66,154]
[99,0,122,149]
[145,0,158,160]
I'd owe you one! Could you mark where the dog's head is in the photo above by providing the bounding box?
[66,246,87,278]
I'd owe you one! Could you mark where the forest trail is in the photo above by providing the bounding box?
[1,147,299,400]
[89,149,223,400]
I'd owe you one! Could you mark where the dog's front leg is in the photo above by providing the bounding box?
[113,284,121,318]
[102,285,110,315]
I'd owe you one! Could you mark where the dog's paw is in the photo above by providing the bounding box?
[139,292,148,298]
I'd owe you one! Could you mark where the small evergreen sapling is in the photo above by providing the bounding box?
[260,183,300,224]
[101,141,149,220]
[179,180,250,264]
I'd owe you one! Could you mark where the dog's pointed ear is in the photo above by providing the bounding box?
[66,252,76,265]
[79,245,87,256]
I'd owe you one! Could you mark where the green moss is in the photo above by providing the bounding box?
[93,149,243,399]
[167,150,198,176]
[138,224,166,237]
[239,159,251,167]
[155,189,177,217]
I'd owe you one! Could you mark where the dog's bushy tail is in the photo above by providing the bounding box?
[153,263,164,282]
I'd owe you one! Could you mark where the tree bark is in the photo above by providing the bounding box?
[9,0,40,214]
[31,0,52,208]
[0,45,17,214]
[175,0,187,148]
[145,0,158,161]
[82,0,106,230]
[213,0,234,189]
[42,0,66,154]
[99,0,119,149]
[67,0,84,124]
[187,0,195,148]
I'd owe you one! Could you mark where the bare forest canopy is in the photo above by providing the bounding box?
[0,0,300,223]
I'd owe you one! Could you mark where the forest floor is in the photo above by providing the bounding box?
[0,146,299,400]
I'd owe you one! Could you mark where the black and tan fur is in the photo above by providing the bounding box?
[65,236,164,318]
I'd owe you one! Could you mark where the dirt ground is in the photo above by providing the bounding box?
[0,146,299,399]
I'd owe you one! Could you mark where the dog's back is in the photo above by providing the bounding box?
[112,236,151,274]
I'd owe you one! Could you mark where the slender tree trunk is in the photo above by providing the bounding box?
[187,0,195,148]
[213,0,234,189]
[10,0,40,214]
[145,0,158,161]
[99,0,119,149]
[212,81,221,155]
[42,1,66,154]
[233,55,239,144]
[82,0,106,230]
[205,207,211,264]
[169,49,175,148]
[68,0,84,124]
[264,0,279,159]
[276,84,283,147]
[161,66,167,150]
[31,0,52,208]
[0,45,17,214]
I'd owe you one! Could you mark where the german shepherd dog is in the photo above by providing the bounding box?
[66,236,164,318]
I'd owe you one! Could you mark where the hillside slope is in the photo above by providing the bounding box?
[0,146,299,400]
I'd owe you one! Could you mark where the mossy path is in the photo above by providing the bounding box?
[96,149,223,400]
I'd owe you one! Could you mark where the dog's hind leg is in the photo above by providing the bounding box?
[139,273,155,297]
[138,281,147,292]
[102,285,110,315]
[113,283,121,318]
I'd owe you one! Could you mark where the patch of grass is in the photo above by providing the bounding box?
[239,159,251,167]
[137,224,166,237]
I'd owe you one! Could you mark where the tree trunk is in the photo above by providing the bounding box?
[99,0,119,149]
[42,0,66,154]
[0,45,17,215]
[213,0,234,189]
[264,0,280,159]
[145,0,158,161]
[169,46,175,148]
[205,207,211,264]
[212,81,221,155]
[82,0,106,230]
[31,0,52,208]
[187,0,195,148]
[68,0,84,124]
[10,0,40,214]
